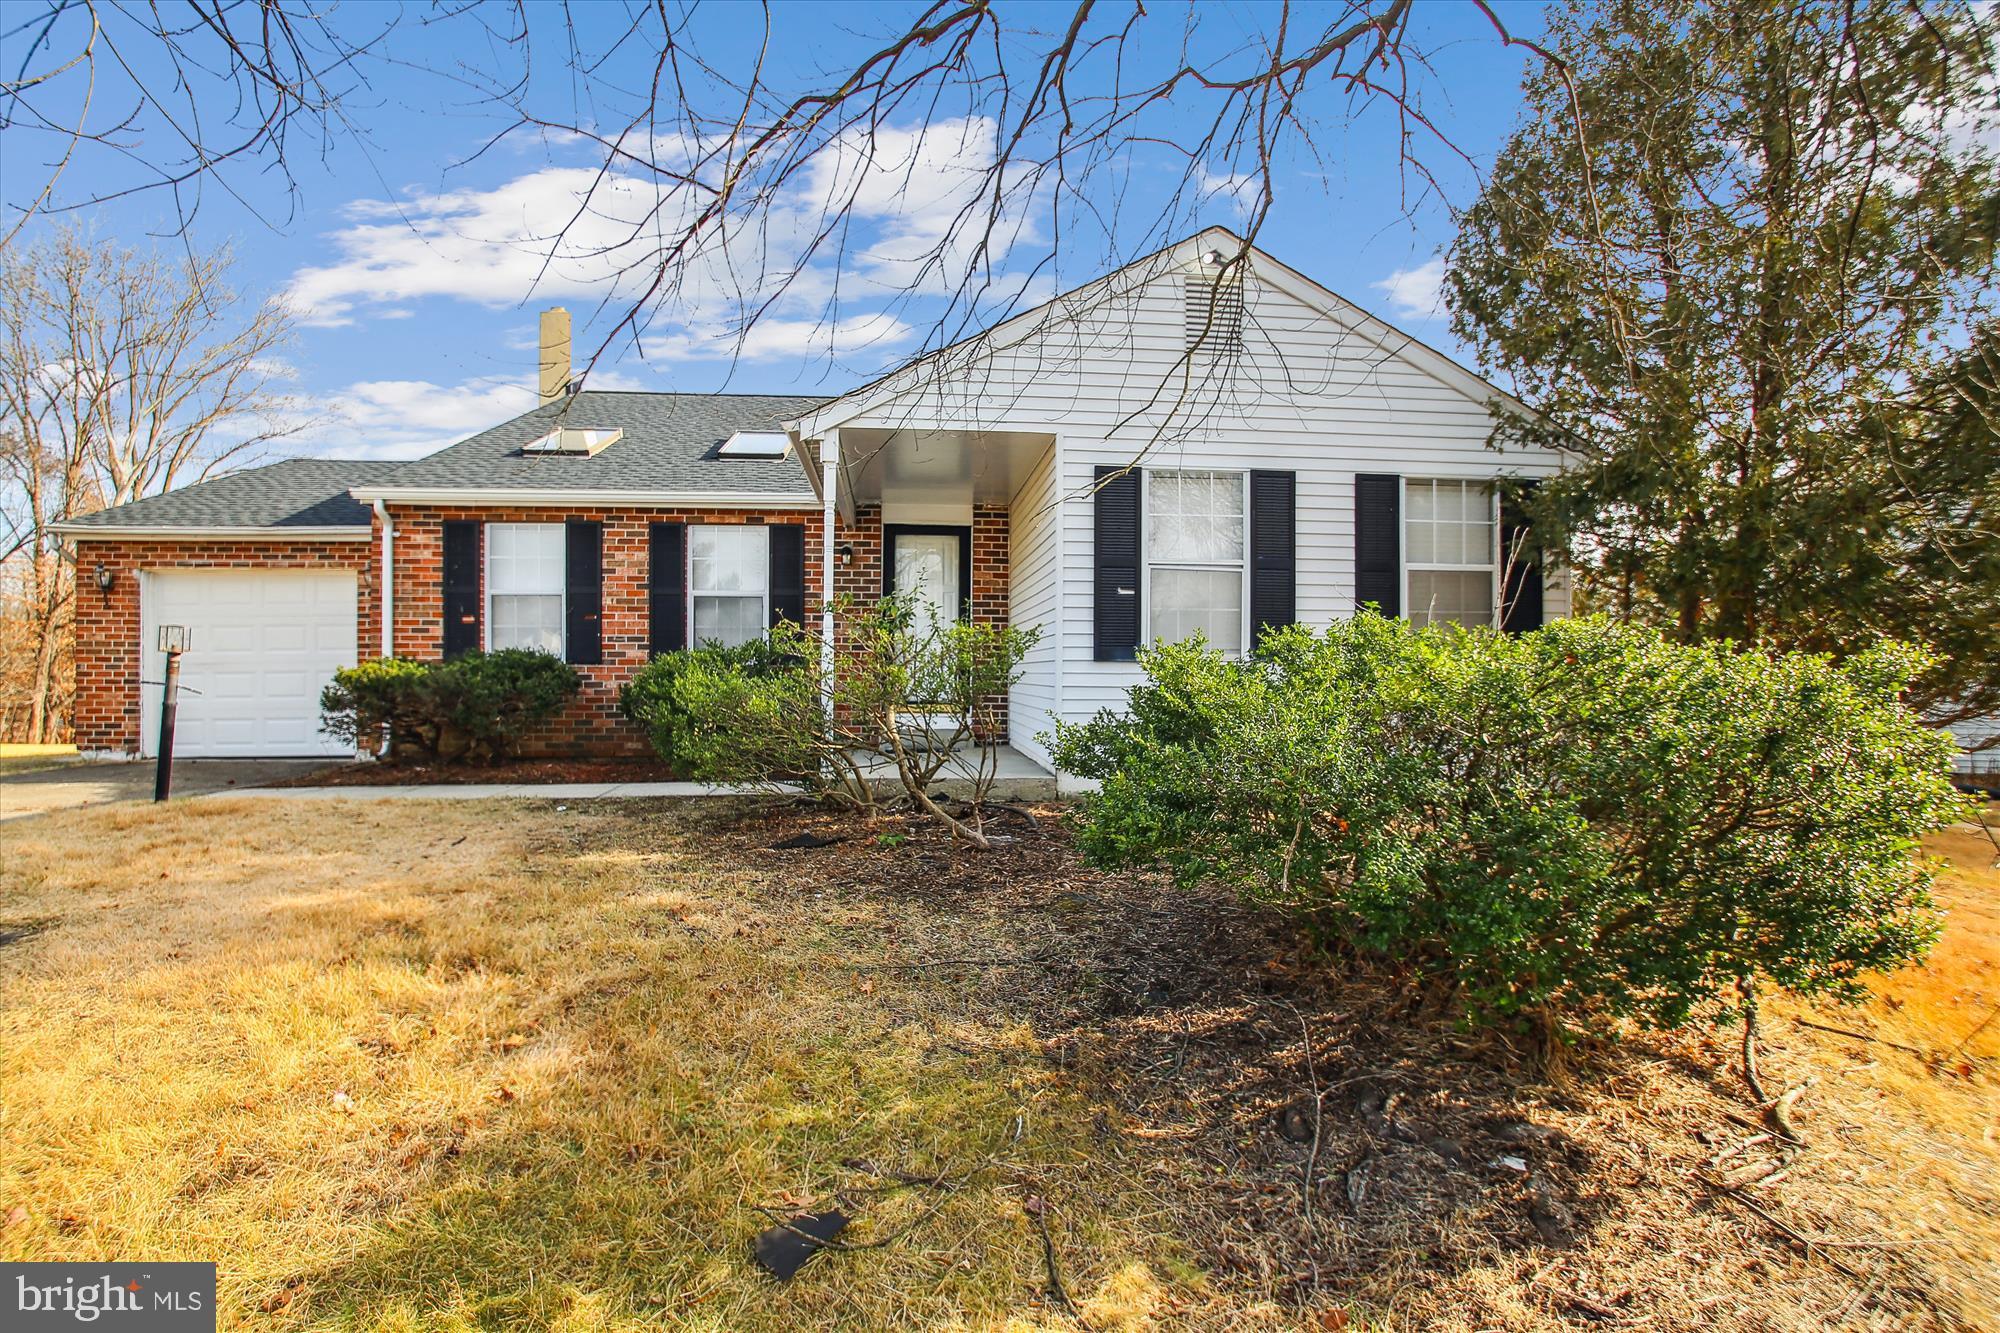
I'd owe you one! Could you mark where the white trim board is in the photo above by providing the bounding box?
[349,486,819,509]
[56,525,372,541]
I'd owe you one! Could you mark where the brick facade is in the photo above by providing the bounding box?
[68,501,1014,759]
[386,503,831,756]
[69,536,378,755]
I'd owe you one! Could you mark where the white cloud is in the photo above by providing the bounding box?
[286,116,1032,369]
[646,312,913,364]
[1373,257,1445,320]
[286,165,713,326]
[1192,164,1259,221]
[307,376,537,459]
[286,366,655,460]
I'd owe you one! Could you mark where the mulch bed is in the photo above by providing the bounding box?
[653,798,1967,1330]
[270,758,680,787]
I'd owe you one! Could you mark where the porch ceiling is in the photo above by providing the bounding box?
[822,429,1054,510]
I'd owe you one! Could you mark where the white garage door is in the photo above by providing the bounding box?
[140,570,359,758]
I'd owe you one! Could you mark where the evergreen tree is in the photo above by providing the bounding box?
[1448,0,1998,721]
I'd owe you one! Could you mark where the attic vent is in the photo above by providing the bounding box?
[718,431,790,459]
[1184,272,1245,356]
[523,427,622,456]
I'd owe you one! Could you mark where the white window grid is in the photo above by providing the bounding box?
[484,522,566,654]
[1139,467,1250,656]
[1401,478,1499,628]
[688,523,770,646]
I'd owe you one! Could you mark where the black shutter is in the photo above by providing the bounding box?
[441,520,481,660]
[770,524,806,628]
[1500,481,1544,633]
[1093,465,1142,661]
[564,520,603,665]
[1354,474,1401,617]
[1249,470,1296,647]
[648,521,686,656]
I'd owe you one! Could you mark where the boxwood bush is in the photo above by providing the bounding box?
[618,636,800,773]
[321,649,581,762]
[1051,612,1967,1035]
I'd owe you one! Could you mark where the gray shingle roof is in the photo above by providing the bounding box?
[59,459,401,531]
[365,391,825,495]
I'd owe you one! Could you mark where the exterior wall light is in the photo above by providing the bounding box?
[94,563,114,592]
[838,543,854,567]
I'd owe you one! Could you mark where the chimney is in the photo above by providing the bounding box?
[538,307,572,404]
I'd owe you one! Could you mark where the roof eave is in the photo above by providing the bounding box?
[348,485,820,509]
[53,524,374,541]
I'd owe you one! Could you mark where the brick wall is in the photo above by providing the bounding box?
[69,536,378,755]
[386,504,831,756]
[69,502,1016,760]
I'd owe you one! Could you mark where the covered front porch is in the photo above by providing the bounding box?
[796,424,1062,776]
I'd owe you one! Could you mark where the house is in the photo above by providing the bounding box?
[56,228,1568,783]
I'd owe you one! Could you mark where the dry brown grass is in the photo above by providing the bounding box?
[1,796,1994,1331]
[0,798,1257,1331]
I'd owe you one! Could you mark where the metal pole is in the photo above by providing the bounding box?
[153,649,181,802]
[818,434,839,718]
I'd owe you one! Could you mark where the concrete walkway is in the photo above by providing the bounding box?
[212,780,793,801]
[2,746,1060,815]
[215,745,1061,802]
[0,758,328,820]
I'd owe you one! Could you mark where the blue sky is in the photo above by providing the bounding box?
[2,1,1551,462]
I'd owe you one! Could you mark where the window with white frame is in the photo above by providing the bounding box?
[690,524,769,647]
[1405,479,1497,627]
[1145,468,1246,653]
[487,523,565,653]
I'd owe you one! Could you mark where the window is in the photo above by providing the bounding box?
[487,523,565,653]
[690,524,769,647]
[1145,469,1246,654]
[1405,479,1497,627]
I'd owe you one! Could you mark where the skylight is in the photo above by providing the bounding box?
[523,427,622,456]
[718,431,790,458]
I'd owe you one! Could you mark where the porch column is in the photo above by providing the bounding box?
[819,432,839,714]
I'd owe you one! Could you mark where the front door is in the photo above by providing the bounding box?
[884,525,970,627]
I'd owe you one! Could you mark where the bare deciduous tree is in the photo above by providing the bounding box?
[0,227,298,741]
[1,2,1546,374]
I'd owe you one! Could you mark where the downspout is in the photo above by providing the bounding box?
[373,499,394,657]
[818,434,839,717]
[373,498,394,760]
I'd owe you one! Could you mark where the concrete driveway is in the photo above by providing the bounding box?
[0,759,329,821]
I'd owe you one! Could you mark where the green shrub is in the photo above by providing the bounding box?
[432,649,583,761]
[1052,612,1967,1033]
[619,636,796,768]
[319,657,431,753]
[620,600,1041,843]
[321,649,581,762]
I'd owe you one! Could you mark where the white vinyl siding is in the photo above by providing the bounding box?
[1404,478,1497,628]
[691,525,769,647]
[815,252,1571,763]
[486,523,565,654]
[1007,442,1061,768]
[1143,468,1247,654]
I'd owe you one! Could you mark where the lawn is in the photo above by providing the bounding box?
[1,797,1994,1331]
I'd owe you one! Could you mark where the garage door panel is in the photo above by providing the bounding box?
[141,570,358,758]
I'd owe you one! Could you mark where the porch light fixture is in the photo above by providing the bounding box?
[94,563,114,592]
[839,543,854,567]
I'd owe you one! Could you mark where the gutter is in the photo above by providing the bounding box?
[51,524,373,541]
[346,486,819,509]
